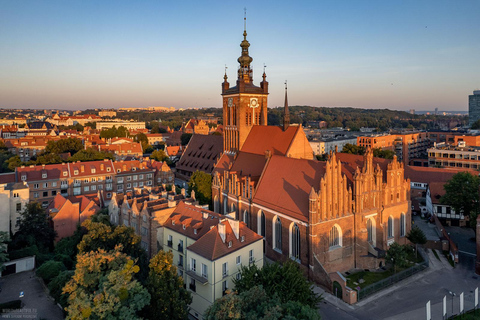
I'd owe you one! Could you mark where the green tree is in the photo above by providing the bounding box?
[234,260,321,308]
[188,171,212,207]
[341,143,365,155]
[0,231,9,273]
[63,246,150,320]
[45,137,83,155]
[6,155,22,171]
[0,150,15,173]
[48,270,74,308]
[372,148,395,159]
[204,285,320,320]
[406,225,427,258]
[142,251,191,320]
[84,121,97,129]
[31,152,63,165]
[36,260,66,283]
[441,172,480,227]
[471,119,480,129]
[11,202,56,252]
[180,133,192,146]
[68,148,114,162]
[385,243,408,273]
[150,149,168,162]
[134,133,149,151]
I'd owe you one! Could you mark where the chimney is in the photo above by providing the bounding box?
[168,199,176,208]
[229,219,240,239]
[181,188,186,196]
[100,163,104,171]
[264,150,272,159]
[81,165,85,173]
[218,222,226,243]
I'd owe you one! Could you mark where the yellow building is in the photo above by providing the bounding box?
[163,201,264,319]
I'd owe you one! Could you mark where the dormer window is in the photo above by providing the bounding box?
[107,167,111,172]
[117,169,121,173]
[228,241,232,248]
[63,171,67,177]
[182,224,186,230]
[21,175,26,181]
[91,168,96,174]
[132,167,137,171]
[172,221,175,226]
[74,170,78,175]
[194,229,197,235]
[241,236,245,242]
[42,173,47,179]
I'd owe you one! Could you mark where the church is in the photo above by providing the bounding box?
[211,21,412,302]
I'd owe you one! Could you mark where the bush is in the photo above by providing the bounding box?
[48,270,74,308]
[36,260,66,284]
[8,245,39,260]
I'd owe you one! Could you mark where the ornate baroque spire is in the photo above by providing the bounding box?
[237,9,253,82]
[283,81,290,131]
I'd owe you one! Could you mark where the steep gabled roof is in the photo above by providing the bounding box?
[176,134,223,174]
[253,155,326,222]
[240,125,299,156]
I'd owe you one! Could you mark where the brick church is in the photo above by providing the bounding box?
[211,21,412,302]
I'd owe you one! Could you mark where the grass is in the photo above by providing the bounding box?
[432,249,441,261]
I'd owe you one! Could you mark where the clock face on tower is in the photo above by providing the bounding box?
[227,98,233,107]
[249,97,258,108]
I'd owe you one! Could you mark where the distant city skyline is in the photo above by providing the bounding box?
[1,0,479,111]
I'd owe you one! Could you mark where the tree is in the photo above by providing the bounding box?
[11,202,56,252]
[63,246,150,320]
[68,148,114,162]
[385,243,408,273]
[372,148,395,159]
[48,270,74,308]
[406,225,427,258]
[36,260,66,283]
[471,119,480,129]
[234,260,321,308]
[6,155,22,172]
[341,143,365,155]
[45,137,83,155]
[204,285,320,320]
[188,171,212,207]
[142,251,191,320]
[441,172,480,227]
[180,133,192,146]
[0,231,9,273]
[150,149,168,162]
[134,133,149,151]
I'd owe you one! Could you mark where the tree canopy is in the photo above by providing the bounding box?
[150,149,168,162]
[45,138,83,155]
[188,171,212,207]
[100,126,129,139]
[141,250,191,320]
[0,231,9,273]
[68,148,114,162]
[441,172,480,227]
[63,246,150,320]
[406,225,427,258]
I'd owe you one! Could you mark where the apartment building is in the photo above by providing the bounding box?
[108,187,192,257]
[163,202,264,319]
[113,160,155,194]
[98,142,143,159]
[0,181,29,234]
[96,121,146,130]
[427,142,480,170]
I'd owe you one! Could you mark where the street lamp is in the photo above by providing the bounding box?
[449,291,456,318]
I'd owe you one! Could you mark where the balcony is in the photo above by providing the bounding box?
[167,240,173,248]
[186,269,208,285]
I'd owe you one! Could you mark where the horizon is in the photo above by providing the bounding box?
[1,0,479,111]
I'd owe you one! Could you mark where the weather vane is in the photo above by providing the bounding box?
[244,7,247,30]
[263,63,267,73]
[285,80,287,89]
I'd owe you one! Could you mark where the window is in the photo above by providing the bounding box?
[141,227,148,236]
[243,211,249,228]
[291,223,301,260]
[191,258,196,272]
[133,182,138,188]
[201,263,208,279]
[91,185,96,191]
[222,262,228,277]
[91,177,96,182]
[84,186,89,192]
[42,173,47,178]
[400,213,406,237]
[139,174,144,180]
[222,280,228,296]
[249,249,254,264]
[51,190,56,196]
[34,192,39,198]
[147,180,152,186]
[127,183,132,189]
[258,210,266,237]
[63,171,67,177]
[139,182,144,187]
[236,273,241,281]
[367,219,373,243]
[43,183,48,188]
[274,216,282,251]
[127,176,132,181]
[388,216,394,238]
[133,175,138,181]
[21,175,26,181]
[178,239,184,252]
[228,241,232,248]
[331,222,346,247]
[189,278,196,292]
[236,255,241,265]
[16,203,21,212]
[73,187,81,195]
[74,170,78,175]
[91,168,96,174]
[167,235,173,247]
[178,255,184,267]
[42,191,48,197]
[34,184,39,189]
[52,182,57,187]
[84,178,89,183]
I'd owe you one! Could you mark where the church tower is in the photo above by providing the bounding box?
[222,14,268,153]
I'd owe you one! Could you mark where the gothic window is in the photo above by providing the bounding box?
[274,216,282,251]
[243,211,249,228]
[388,216,394,238]
[231,203,236,214]
[329,225,342,248]
[367,219,373,243]
[291,223,300,261]
[214,196,219,213]
[223,198,228,214]
[400,213,406,237]
[258,210,266,237]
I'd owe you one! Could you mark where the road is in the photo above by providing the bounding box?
[317,249,480,320]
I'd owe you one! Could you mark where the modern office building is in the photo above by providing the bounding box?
[469,90,480,127]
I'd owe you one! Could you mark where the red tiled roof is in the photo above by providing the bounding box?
[17,163,70,181]
[404,166,477,184]
[240,125,299,156]
[99,142,143,155]
[335,152,391,183]
[428,182,446,204]
[69,160,114,177]
[188,219,263,261]
[176,134,223,174]
[253,155,326,222]
[0,172,16,184]
[166,146,182,156]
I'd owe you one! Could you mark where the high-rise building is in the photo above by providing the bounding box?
[469,90,480,127]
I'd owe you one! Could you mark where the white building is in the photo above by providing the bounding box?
[0,181,30,234]
[96,121,146,130]
[163,202,264,319]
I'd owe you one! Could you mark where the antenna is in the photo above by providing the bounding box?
[225,64,228,74]
[285,80,287,90]
[263,63,267,73]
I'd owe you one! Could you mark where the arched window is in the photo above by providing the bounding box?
[367,219,373,242]
[214,196,219,213]
[400,213,406,237]
[258,211,266,237]
[329,225,342,248]
[231,203,236,214]
[291,223,300,260]
[223,198,227,214]
[243,211,249,228]
[388,216,394,238]
[274,216,282,251]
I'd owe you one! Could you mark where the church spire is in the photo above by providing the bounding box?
[237,8,253,82]
[283,81,290,131]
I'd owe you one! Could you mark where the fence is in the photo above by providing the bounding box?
[357,249,429,301]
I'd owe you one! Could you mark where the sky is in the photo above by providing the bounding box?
[0,0,479,111]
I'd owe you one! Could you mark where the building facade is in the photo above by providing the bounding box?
[469,90,480,127]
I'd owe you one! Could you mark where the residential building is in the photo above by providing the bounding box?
[96,121,146,130]
[182,119,210,135]
[112,160,155,194]
[47,193,100,241]
[427,142,480,170]
[309,137,357,156]
[469,90,480,127]
[98,142,143,159]
[163,201,263,319]
[0,181,29,234]
[165,145,183,160]
[24,122,58,136]
[98,109,117,118]
[146,133,169,146]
